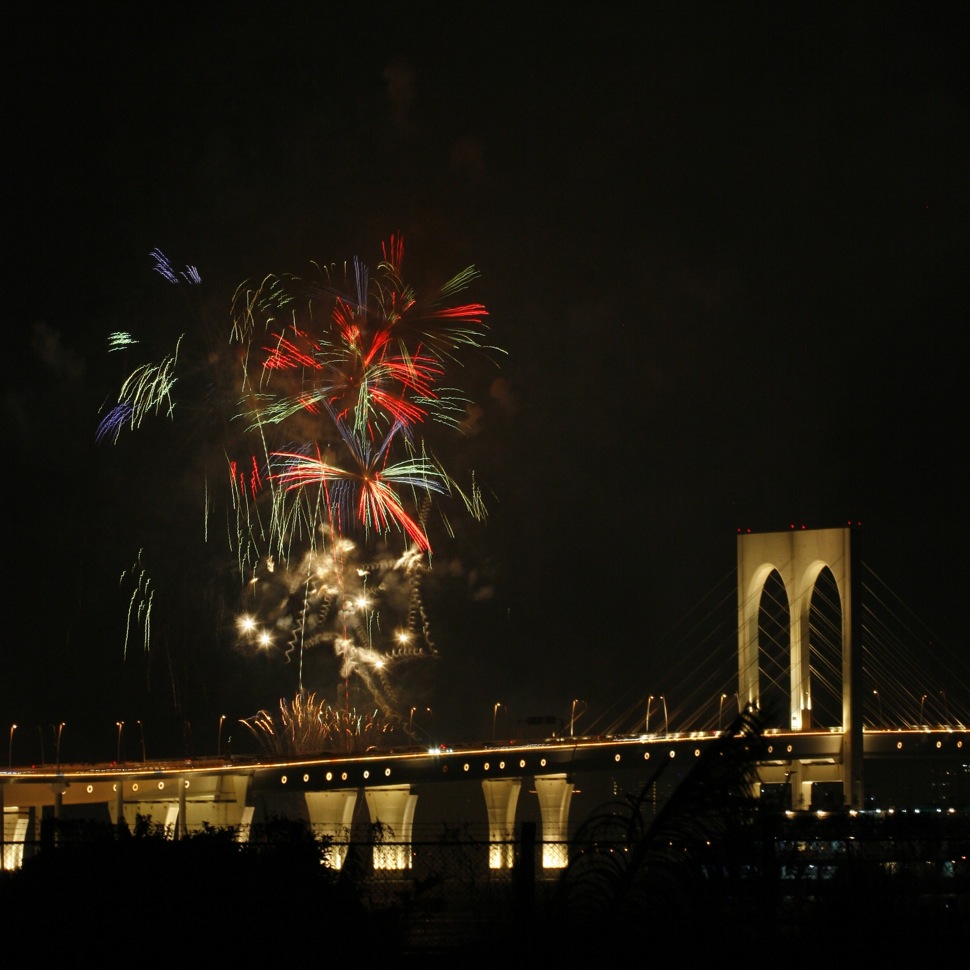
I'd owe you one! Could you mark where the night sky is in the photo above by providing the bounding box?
[4,2,967,763]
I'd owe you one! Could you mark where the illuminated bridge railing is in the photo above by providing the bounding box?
[245,728,968,793]
[3,727,968,790]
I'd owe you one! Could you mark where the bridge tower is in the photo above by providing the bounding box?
[736,525,863,808]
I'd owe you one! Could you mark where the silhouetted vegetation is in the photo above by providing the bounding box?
[542,708,970,959]
[1,815,392,958]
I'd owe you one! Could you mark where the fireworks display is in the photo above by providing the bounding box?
[242,692,393,756]
[99,237,500,733]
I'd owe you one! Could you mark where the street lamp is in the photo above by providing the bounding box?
[569,699,586,739]
[919,694,927,730]
[492,703,503,741]
[408,707,431,747]
[218,715,226,758]
[940,691,949,726]
[718,694,727,733]
[7,724,16,768]
[55,722,65,769]
[872,690,883,727]
[645,696,654,735]
[116,721,124,763]
[37,725,45,765]
[661,695,668,737]
[137,720,146,762]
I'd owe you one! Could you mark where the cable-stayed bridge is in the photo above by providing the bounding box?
[581,526,969,744]
[3,527,968,873]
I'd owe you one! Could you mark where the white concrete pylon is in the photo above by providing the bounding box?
[737,527,851,732]
[363,784,417,870]
[304,789,358,868]
[481,776,521,869]
[534,773,573,869]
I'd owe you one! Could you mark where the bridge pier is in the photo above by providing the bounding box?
[1,783,29,871]
[482,777,521,869]
[113,782,123,826]
[534,773,573,869]
[1,808,29,871]
[304,790,358,868]
[364,784,417,870]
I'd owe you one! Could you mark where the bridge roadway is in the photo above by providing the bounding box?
[3,728,967,871]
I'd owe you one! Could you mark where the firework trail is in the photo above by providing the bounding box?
[100,239,501,727]
[120,550,153,659]
[151,248,201,286]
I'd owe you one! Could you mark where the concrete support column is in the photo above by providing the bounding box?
[51,783,64,821]
[481,777,521,869]
[364,784,417,870]
[844,528,864,810]
[737,564,767,711]
[789,761,812,812]
[2,807,29,871]
[790,600,812,731]
[178,775,187,839]
[50,782,67,844]
[534,773,573,869]
[113,782,124,827]
[161,803,180,836]
[304,790,358,868]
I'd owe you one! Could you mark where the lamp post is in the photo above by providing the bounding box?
[919,694,927,730]
[408,707,431,747]
[137,720,146,762]
[217,715,226,758]
[7,724,16,768]
[645,696,654,735]
[718,694,727,733]
[940,691,949,726]
[661,695,668,737]
[116,721,124,763]
[55,722,65,769]
[569,699,585,739]
[492,703,503,741]
[37,725,45,765]
[872,690,883,727]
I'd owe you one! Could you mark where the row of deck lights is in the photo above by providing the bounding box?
[5,690,960,768]
[276,745,681,789]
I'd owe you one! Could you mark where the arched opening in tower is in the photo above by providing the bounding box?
[808,566,843,729]
[758,569,790,730]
